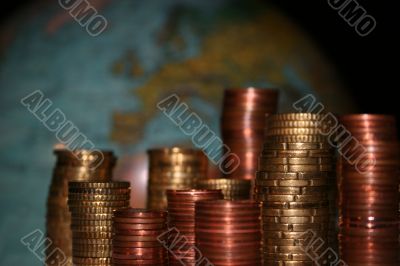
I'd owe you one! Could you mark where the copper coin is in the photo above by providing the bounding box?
[113,223,166,230]
[114,208,167,218]
[113,229,166,236]
[113,235,164,242]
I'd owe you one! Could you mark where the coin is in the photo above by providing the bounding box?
[68,193,130,201]
[255,179,328,187]
[259,164,332,172]
[69,181,130,189]
[256,171,329,180]
[68,200,130,207]
[265,142,330,150]
[266,127,323,136]
[68,187,131,194]
[262,208,329,217]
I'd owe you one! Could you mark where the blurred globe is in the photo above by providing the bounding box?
[0,0,354,264]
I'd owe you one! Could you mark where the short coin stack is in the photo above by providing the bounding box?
[256,113,333,265]
[147,147,208,210]
[112,208,168,265]
[195,200,262,265]
[167,189,223,265]
[221,87,278,180]
[46,149,116,266]
[68,181,130,266]
[196,178,251,200]
[338,114,399,265]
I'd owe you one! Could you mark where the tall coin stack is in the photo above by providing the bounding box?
[221,88,278,180]
[338,114,399,265]
[46,149,116,266]
[195,200,262,265]
[256,113,333,265]
[167,189,223,265]
[147,147,208,209]
[68,181,131,266]
[112,208,168,265]
[196,178,251,200]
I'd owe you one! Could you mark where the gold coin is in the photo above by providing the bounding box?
[69,206,128,214]
[263,252,311,261]
[265,135,327,143]
[262,201,329,209]
[265,231,326,239]
[72,231,113,239]
[71,220,113,226]
[261,149,332,158]
[71,225,112,232]
[258,186,326,195]
[256,171,329,180]
[263,238,303,246]
[68,193,130,201]
[257,194,326,202]
[255,179,327,187]
[70,213,114,220]
[259,157,332,165]
[72,257,111,264]
[262,259,314,266]
[262,245,307,253]
[259,164,332,172]
[262,216,329,224]
[72,244,112,252]
[262,223,327,232]
[267,120,321,128]
[268,113,322,121]
[72,249,112,258]
[265,142,330,150]
[67,200,130,207]
[266,127,323,136]
[73,238,112,245]
[68,188,131,195]
[69,182,130,189]
[262,208,329,217]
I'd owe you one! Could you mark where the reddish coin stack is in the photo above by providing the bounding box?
[112,208,168,265]
[167,189,223,265]
[338,114,399,265]
[221,88,278,180]
[195,200,262,265]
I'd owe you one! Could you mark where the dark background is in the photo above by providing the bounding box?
[1,0,396,119]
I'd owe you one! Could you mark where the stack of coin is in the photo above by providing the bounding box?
[68,181,131,266]
[195,200,262,265]
[147,147,208,210]
[112,208,168,265]
[195,178,251,200]
[221,87,278,180]
[338,114,399,265]
[167,189,223,265]
[46,149,116,266]
[256,113,333,265]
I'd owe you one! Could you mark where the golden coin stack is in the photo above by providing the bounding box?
[46,149,116,266]
[195,178,251,200]
[147,147,208,209]
[68,181,131,266]
[255,113,333,265]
